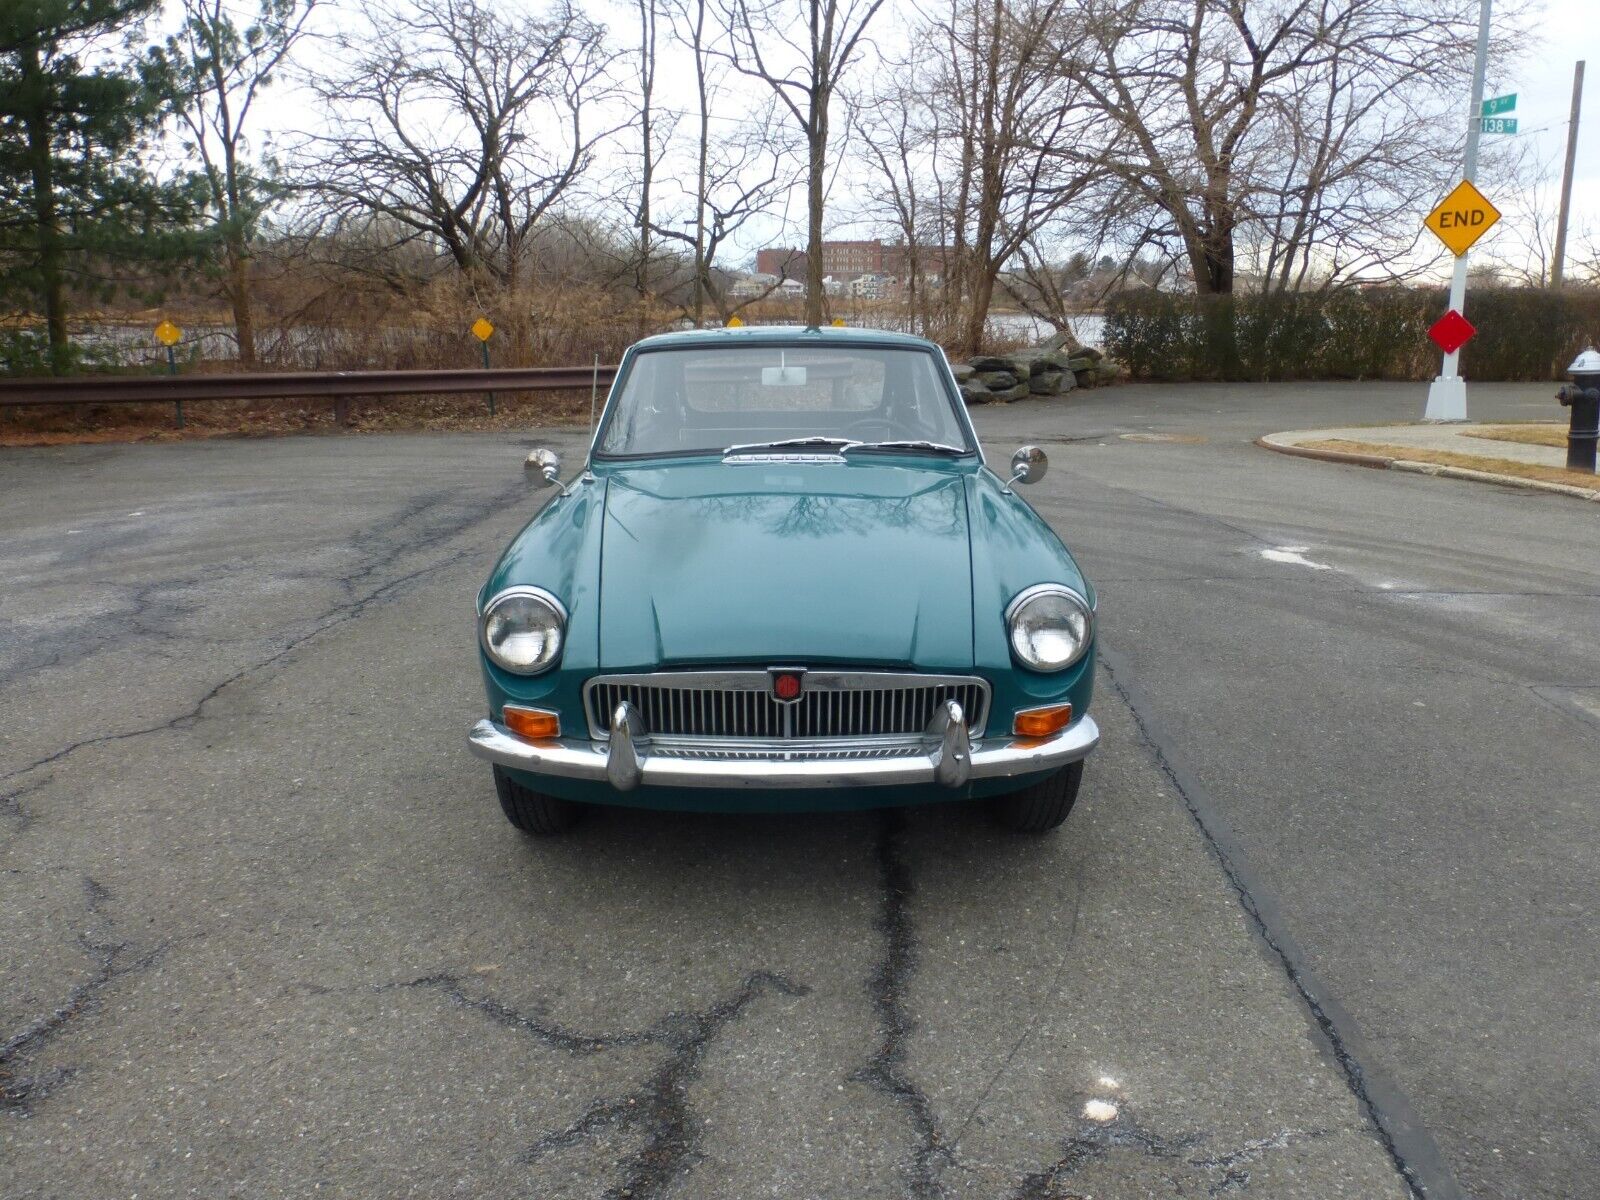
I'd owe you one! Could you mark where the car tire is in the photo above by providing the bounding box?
[988,761,1084,833]
[493,766,582,835]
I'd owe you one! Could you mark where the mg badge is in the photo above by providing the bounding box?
[769,668,806,703]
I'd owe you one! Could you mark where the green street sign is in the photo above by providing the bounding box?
[1480,116,1518,135]
[1481,93,1516,116]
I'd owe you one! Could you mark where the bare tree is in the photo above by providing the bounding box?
[667,0,719,325]
[850,0,1097,352]
[634,0,661,304]
[931,0,1099,352]
[163,0,315,364]
[850,78,940,336]
[300,0,617,293]
[1478,139,1563,288]
[649,100,799,321]
[1065,0,1500,295]
[720,0,888,324]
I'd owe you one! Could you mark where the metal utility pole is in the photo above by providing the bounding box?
[1552,61,1585,289]
[1424,0,1494,422]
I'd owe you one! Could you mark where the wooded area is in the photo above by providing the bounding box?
[1,0,1587,376]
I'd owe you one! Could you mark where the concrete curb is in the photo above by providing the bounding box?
[1256,432,1600,504]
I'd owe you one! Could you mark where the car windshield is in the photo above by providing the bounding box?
[595,343,975,458]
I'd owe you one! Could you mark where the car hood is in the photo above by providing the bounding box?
[597,460,974,671]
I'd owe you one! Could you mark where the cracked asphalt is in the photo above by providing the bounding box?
[2,380,1595,1199]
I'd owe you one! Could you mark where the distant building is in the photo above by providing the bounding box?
[729,273,807,299]
[847,273,894,299]
[756,247,809,281]
[730,272,778,298]
[757,240,953,286]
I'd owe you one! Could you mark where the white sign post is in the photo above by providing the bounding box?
[1424,0,1494,423]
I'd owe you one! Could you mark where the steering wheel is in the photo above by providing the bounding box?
[841,416,894,438]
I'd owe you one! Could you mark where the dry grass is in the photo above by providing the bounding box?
[0,390,594,448]
[1459,423,1568,449]
[1301,438,1600,491]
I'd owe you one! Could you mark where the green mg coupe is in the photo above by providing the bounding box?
[466,326,1099,834]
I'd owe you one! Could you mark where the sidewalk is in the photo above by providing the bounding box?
[1259,422,1600,502]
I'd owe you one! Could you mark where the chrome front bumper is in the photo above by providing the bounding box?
[466,699,1098,791]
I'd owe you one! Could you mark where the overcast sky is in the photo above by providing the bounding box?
[222,0,1600,280]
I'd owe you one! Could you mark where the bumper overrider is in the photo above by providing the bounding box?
[467,699,1099,791]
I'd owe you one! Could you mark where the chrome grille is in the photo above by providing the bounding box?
[651,744,911,761]
[583,671,989,741]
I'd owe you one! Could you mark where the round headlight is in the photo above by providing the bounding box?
[479,587,566,675]
[1006,584,1092,672]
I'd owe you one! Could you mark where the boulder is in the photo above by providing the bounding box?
[1029,369,1076,396]
[1076,345,1104,363]
[1026,349,1074,372]
[1073,368,1098,389]
[991,381,1032,403]
[959,377,995,405]
[1065,355,1095,371]
[951,361,976,383]
[968,354,1019,375]
[978,370,1021,391]
[1029,370,1063,395]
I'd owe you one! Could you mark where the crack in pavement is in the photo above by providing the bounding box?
[1,877,166,1115]
[0,776,49,832]
[0,550,470,794]
[392,969,809,1199]
[1006,1102,1332,1199]
[845,793,1370,1200]
[1096,644,1460,1200]
[850,808,952,1199]
[0,477,532,800]
[945,865,1083,1158]
[1008,1105,1201,1199]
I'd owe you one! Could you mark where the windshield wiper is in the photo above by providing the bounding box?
[845,440,970,456]
[722,436,862,455]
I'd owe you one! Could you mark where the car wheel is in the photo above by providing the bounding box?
[493,766,582,835]
[988,761,1084,833]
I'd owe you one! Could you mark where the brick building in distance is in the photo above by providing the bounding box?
[756,240,951,284]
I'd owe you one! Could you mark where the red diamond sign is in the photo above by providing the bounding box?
[1428,309,1476,355]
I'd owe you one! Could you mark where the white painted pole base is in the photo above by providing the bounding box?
[1424,375,1468,422]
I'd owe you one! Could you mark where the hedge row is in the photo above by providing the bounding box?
[1103,288,1600,382]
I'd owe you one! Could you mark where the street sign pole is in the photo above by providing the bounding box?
[1425,0,1494,422]
[470,317,496,416]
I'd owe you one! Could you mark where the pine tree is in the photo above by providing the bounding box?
[1,0,206,374]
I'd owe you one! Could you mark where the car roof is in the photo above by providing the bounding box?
[628,325,944,353]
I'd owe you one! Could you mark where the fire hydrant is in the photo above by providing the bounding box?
[1556,347,1600,474]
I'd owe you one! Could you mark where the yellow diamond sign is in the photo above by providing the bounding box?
[1424,180,1501,256]
[153,319,181,347]
[470,317,495,341]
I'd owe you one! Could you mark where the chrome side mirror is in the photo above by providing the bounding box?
[525,448,569,495]
[1004,445,1048,492]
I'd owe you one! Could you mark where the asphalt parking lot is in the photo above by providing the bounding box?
[3,380,1595,1198]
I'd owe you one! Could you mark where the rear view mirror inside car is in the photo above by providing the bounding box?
[761,366,808,386]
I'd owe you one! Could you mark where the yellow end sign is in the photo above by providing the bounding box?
[726,316,744,327]
[1425,180,1501,256]
[470,317,495,341]
[153,320,181,347]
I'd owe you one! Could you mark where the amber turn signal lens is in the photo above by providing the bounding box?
[503,705,560,740]
[1013,703,1072,738]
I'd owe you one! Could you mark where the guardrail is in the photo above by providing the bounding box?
[0,365,620,427]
